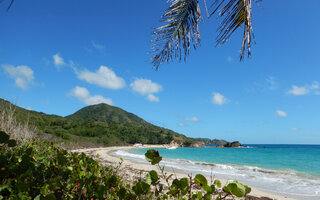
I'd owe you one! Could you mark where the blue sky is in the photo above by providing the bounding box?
[1,0,320,144]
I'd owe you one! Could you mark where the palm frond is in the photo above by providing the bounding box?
[211,0,254,60]
[6,0,14,11]
[0,0,14,11]
[151,0,202,70]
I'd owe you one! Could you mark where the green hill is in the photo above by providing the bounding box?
[0,98,191,147]
[66,103,149,126]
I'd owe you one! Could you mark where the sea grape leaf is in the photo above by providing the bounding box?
[194,174,207,187]
[214,179,222,188]
[197,191,202,199]
[133,181,150,196]
[145,149,162,165]
[223,180,249,197]
[117,187,126,199]
[244,184,251,195]
[179,178,189,195]
[146,170,159,185]
[203,184,215,194]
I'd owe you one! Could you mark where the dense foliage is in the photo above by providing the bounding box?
[0,99,192,146]
[0,131,135,199]
[0,130,252,199]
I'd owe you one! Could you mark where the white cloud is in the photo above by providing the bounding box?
[130,78,162,102]
[53,53,65,66]
[2,65,34,90]
[178,123,186,127]
[69,86,113,105]
[291,128,299,131]
[130,79,162,95]
[184,117,199,122]
[227,56,233,63]
[276,110,287,118]
[212,92,228,105]
[288,82,320,95]
[77,66,125,90]
[147,94,159,102]
[288,85,309,96]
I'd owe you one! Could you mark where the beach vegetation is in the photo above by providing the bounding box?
[1,129,251,199]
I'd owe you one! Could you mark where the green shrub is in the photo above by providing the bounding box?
[0,130,251,199]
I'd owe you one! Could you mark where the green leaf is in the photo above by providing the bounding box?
[204,193,211,200]
[145,149,162,165]
[40,184,50,195]
[133,181,150,196]
[194,174,207,188]
[214,179,222,188]
[244,184,251,195]
[0,131,9,144]
[117,187,126,199]
[197,191,202,200]
[145,173,152,185]
[179,178,189,195]
[149,170,159,185]
[223,180,248,197]
[203,185,215,194]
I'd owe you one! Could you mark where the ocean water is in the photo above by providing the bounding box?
[112,145,320,200]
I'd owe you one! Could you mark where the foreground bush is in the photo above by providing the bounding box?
[0,131,134,199]
[0,130,251,199]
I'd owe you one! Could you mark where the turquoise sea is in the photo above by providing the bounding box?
[112,145,320,200]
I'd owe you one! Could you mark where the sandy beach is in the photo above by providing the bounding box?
[72,145,298,200]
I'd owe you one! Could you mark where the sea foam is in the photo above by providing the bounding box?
[112,149,320,200]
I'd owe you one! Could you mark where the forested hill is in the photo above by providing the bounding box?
[66,103,149,126]
[0,98,192,146]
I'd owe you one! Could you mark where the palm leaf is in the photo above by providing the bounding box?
[0,0,14,11]
[151,0,202,70]
[211,0,254,60]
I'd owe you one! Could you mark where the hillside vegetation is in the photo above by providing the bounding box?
[0,99,193,147]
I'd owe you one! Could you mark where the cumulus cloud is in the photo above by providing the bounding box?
[2,65,34,90]
[291,128,299,131]
[212,92,228,105]
[288,85,309,96]
[184,117,199,122]
[77,66,125,90]
[288,82,319,95]
[69,86,113,105]
[53,53,65,66]
[276,110,287,118]
[130,78,162,102]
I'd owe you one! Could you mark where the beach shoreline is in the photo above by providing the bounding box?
[72,145,299,200]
